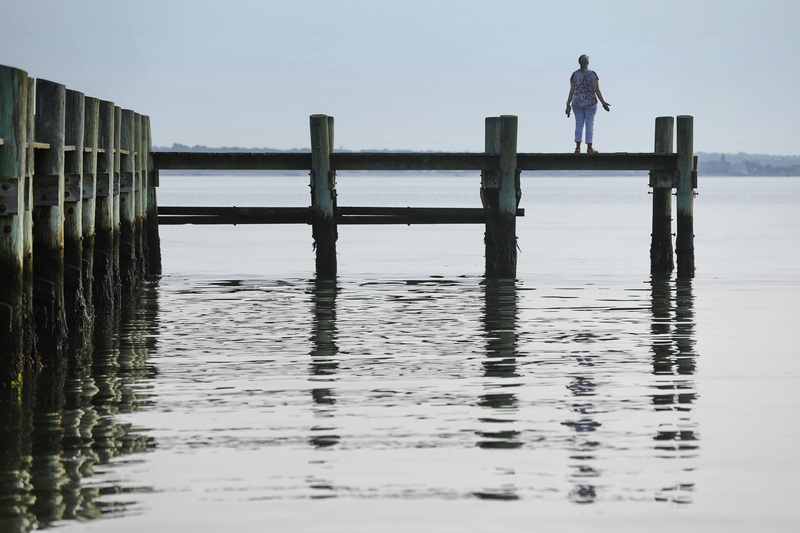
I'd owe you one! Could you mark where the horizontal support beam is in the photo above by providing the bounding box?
[153,152,312,170]
[152,151,496,171]
[159,206,311,225]
[340,215,482,225]
[330,153,497,171]
[338,206,520,216]
[339,206,524,224]
[160,205,309,216]
[152,151,678,173]
[158,206,524,225]
[517,153,678,171]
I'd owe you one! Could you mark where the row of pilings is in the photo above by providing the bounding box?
[0,64,161,399]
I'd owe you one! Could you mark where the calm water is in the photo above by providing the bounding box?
[2,174,799,532]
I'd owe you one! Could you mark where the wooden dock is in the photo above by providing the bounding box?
[1,64,160,387]
[1,63,696,386]
[153,114,695,280]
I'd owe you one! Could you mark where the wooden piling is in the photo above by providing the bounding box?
[310,114,337,278]
[650,116,675,276]
[482,117,501,276]
[495,115,518,278]
[64,89,88,342]
[134,113,145,280]
[23,78,36,359]
[483,116,521,278]
[119,109,137,288]
[113,106,122,296]
[32,79,68,360]
[93,100,116,310]
[143,116,161,276]
[0,65,29,392]
[676,116,695,278]
[82,97,99,315]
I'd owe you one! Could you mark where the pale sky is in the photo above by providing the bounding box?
[1,0,797,154]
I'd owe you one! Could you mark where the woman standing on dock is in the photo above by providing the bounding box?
[565,54,611,153]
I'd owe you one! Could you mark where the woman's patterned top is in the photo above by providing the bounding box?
[570,69,599,108]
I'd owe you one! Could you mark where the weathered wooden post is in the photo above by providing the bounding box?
[23,78,36,358]
[0,64,29,392]
[143,116,161,276]
[113,106,122,296]
[496,115,518,278]
[33,79,68,360]
[676,115,695,278]
[0,71,33,526]
[82,97,99,314]
[64,89,88,341]
[119,109,137,288]
[93,100,116,310]
[482,117,501,276]
[310,114,337,278]
[650,116,674,276]
[134,113,145,281]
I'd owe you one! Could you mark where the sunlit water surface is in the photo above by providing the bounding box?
[2,175,799,532]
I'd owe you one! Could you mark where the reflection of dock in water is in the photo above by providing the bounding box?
[0,284,159,531]
[1,274,700,524]
[299,277,699,504]
[308,278,341,452]
[475,279,522,500]
[651,279,698,504]
[558,278,699,505]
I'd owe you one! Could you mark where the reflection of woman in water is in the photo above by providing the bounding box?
[565,54,611,154]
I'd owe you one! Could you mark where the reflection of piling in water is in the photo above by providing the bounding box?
[674,280,697,375]
[308,278,341,449]
[0,283,158,529]
[30,411,67,526]
[60,375,100,522]
[309,279,339,372]
[475,279,521,500]
[481,280,519,368]
[563,357,600,504]
[650,278,675,375]
[650,278,698,504]
[0,397,36,532]
[650,279,697,386]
